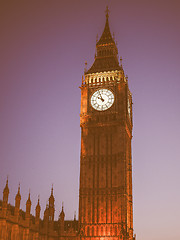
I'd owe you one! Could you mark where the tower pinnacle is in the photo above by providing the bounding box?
[3,177,9,197]
[105,5,109,19]
[86,6,120,74]
[2,177,9,215]
[51,184,53,195]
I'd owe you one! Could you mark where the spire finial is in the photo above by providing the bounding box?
[84,61,87,74]
[5,176,9,188]
[28,189,31,199]
[51,184,53,195]
[18,183,20,193]
[26,189,31,205]
[105,6,109,19]
[15,183,21,202]
[3,175,9,197]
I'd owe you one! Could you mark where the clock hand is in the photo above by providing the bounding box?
[98,91,104,102]
[98,90,103,98]
[97,96,104,102]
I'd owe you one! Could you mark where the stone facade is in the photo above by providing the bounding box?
[79,8,134,240]
[0,181,78,240]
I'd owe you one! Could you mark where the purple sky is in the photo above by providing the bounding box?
[0,1,180,239]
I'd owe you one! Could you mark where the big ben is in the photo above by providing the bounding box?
[79,8,134,240]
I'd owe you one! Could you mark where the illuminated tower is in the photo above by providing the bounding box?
[79,8,134,240]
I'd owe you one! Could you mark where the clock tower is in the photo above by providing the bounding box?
[79,8,134,240]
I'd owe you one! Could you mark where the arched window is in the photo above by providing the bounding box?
[92,226,94,236]
[8,230,11,240]
[87,226,90,236]
[101,226,103,235]
[96,226,98,236]
[115,226,117,236]
[105,226,107,235]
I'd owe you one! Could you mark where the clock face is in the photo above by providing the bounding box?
[91,89,114,111]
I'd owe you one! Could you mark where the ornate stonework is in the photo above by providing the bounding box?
[79,8,134,240]
[0,182,78,240]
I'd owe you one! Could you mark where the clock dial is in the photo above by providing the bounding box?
[91,89,114,111]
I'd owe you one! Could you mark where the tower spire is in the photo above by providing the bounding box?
[86,6,120,74]
[26,190,32,220]
[35,195,41,224]
[15,183,21,217]
[3,176,9,198]
[59,202,65,219]
[2,177,9,216]
[105,5,109,19]
[51,184,53,195]
[96,6,113,46]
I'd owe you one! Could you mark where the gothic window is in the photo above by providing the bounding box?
[19,230,23,240]
[110,226,112,235]
[8,230,11,240]
[101,226,103,235]
[101,209,103,219]
[92,226,94,236]
[115,225,117,236]
[96,226,98,236]
[87,226,90,236]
